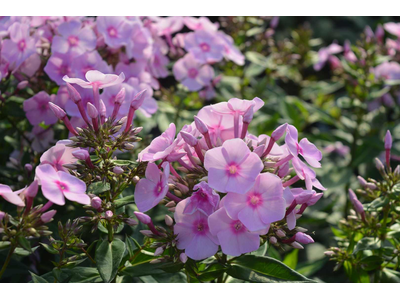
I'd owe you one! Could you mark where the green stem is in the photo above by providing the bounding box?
[0,244,16,279]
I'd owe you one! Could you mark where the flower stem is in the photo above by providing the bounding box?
[0,244,16,279]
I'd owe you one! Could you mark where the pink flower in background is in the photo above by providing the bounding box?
[139,123,176,162]
[173,54,214,91]
[384,22,400,38]
[19,53,41,77]
[208,207,261,256]
[285,125,322,168]
[0,184,25,206]
[314,42,343,71]
[184,17,219,32]
[204,138,263,194]
[126,23,152,60]
[44,53,74,85]
[40,142,78,172]
[35,164,90,206]
[155,17,184,37]
[63,70,125,89]
[148,47,169,78]
[183,181,220,216]
[216,31,245,66]
[134,162,170,212]
[292,157,326,191]
[51,20,96,56]
[28,125,55,153]
[97,16,133,49]
[184,30,224,64]
[174,198,219,260]
[1,22,36,69]
[23,91,58,125]
[71,51,111,80]
[223,173,285,231]
[374,61,400,80]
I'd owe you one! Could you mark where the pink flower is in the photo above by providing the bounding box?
[374,61,400,80]
[51,20,96,56]
[384,22,400,38]
[44,53,74,85]
[208,207,261,256]
[285,125,322,168]
[1,22,36,70]
[223,173,285,231]
[184,30,224,64]
[97,16,133,49]
[204,138,263,194]
[292,157,326,191]
[0,184,25,206]
[71,51,111,80]
[63,70,125,90]
[183,181,220,216]
[183,17,219,32]
[126,23,152,60]
[155,17,184,36]
[138,123,176,162]
[173,54,214,91]
[40,142,78,172]
[216,31,245,66]
[314,43,343,71]
[35,164,90,206]
[28,125,55,153]
[197,105,234,144]
[23,91,58,126]
[134,162,170,212]
[174,198,219,260]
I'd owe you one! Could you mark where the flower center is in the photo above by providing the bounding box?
[18,40,26,51]
[228,164,238,175]
[231,220,246,234]
[107,27,118,37]
[59,65,69,76]
[188,68,198,79]
[68,35,79,46]
[56,181,68,191]
[248,193,262,208]
[199,42,210,52]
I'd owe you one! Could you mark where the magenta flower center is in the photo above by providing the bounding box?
[231,220,246,234]
[68,35,79,46]
[18,40,26,51]
[56,181,68,191]
[247,193,262,208]
[107,27,118,37]
[188,68,198,79]
[193,219,208,235]
[154,182,163,196]
[227,163,239,176]
[59,65,70,76]
[199,42,210,52]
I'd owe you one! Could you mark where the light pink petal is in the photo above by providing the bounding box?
[174,222,195,249]
[287,211,296,230]
[1,192,25,206]
[207,168,229,193]
[134,179,157,212]
[63,191,90,205]
[185,234,218,260]
[238,206,266,231]
[51,36,69,54]
[58,171,87,194]
[222,138,250,164]
[204,147,228,171]
[223,193,247,219]
[217,228,241,256]
[208,207,231,236]
[145,163,161,183]
[237,231,260,254]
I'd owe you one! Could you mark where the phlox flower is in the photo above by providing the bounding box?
[44,52,75,85]
[216,31,245,66]
[183,181,220,216]
[125,78,158,117]
[63,70,125,90]
[64,86,94,117]
[134,162,170,212]
[148,46,169,78]
[223,173,285,231]
[35,164,90,206]
[40,142,78,172]
[174,198,219,260]
[0,184,25,206]
[23,91,58,125]
[314,43,343,71]
[183,17,219,32]
[155,17,184,36]
[208,207,261,256]
[173,54,214,91]
[71,51,111,80]
[291,157,326,191]
[384,22,400,38]
[19,53,41,77]
[374,61,400,80]
[51,20,96,56]
[285,125,322,168]
[28,125,55,153]
[204,138,263,194]
[184,30,224,64]
[126,23,153,60]
[97,16,133,49]
[1,22,36,70]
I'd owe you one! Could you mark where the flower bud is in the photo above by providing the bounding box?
[113,166,124,174]
[271,123,288,141]
[375,158,385,172]
[243,105,254,124]
[165,215,173,226]
[385,130,392,150]
[295,232,314,244]
[165,201,176,208]
[72,149,90,160]
[130,89,146,110]
[24,163,33,172]
[66,82,81,103]
[394,165,400,176]
[276,229,286,238]
[124,143,135,150]
[0,211,5,221]
[194,116,208,134]
[291,242,304,249]
[115,87,126,105]
[140,230,154,237]
[125,218,138,226]
[17,80,28,90]
[180,131,198,147]
[87,102,99,119]
[105,210,113,220]
[26,180,39,198]
[179,253,188,263]
[41,210,57,223]
[348,189,364,215]
[91,197,102,210]
[154,247,164,256]
[48,102,66,119]
[357,176,367,187]
[269,236,277,244]
[99,99,107,117]
[324,251,335,257]
[134,211,151,224]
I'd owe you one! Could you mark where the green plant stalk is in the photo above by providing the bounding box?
[0,244,16,279]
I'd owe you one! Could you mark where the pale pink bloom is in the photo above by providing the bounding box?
[292,157,326,191]
[138,123,176,162]
[148,46,169,78]
[134,162,170,212]
[384,22,400,38]
[183,181,220,216]
[19,53,41,77]
[71,51,111,80]
[126,23,152,60]
[208,207,261,256]
[40,142,78,172]
[184,17,219,32]
[216,31,245,66]
[184,30,224,64]
[51,20,96,56]
[44,53,75,85]
[28,125,55,153]
[1,22,36,69]
[314,43,343,71]
[197,105,234,144]
[63,70,125,89]
[0,184,25,206]
[204,138,263,194]
[223,173,285,231]
[212,97,264,116]
[35,164,90,206]
[155,17,184,36]
[173,54,214,91]
[174,198,219,260]
[374,61,400,80]
[23,91,58,125]
[96,16,133,48]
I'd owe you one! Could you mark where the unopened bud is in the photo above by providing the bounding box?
[99,99,107,117]
[295,232,314,244]
[165,215,173,226]
[357,176,367,187]
[276,229,286,238]
[49,102,66,119]
[348,189,364,215]
[24,163,33,172]
[124,143,135,150]
[271,123,288,141]
[17,81,28,90]
[165,201,176,208]
[140,230,154,237]
[130,89,146,110]
[243,105,254,124]
[134,212,151,224]
[324,251,335,257]
[41,210,57,223]
[291,242,304,249]
[91,197,102,210]
[385,130,393,150]
[125,218,138,226]
[26,180,39,198]
[72,149,90,160]
[87,102,99,118]
[154,247,164,256]
[180,131,198,147]
[375,158,385,172]
[269,236,277,244]
[179,253,188,263]
[105,210,113,220]
[66,82,81,103]
[115,87,126,105]
[113,166,124,174]
[194,116,208,134]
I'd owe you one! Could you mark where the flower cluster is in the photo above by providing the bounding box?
[133,97,325,261]
[0,16,244,152]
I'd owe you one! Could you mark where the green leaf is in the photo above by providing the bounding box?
[353,237,381,254]
[0,241,11,250]
[40,243,59,255]
[95,238,126,283]
[30,271,49,283]
[17,236,32,252]
[360,256,383,271]
[381,268,400,283]
[283,249,299,269]
[112,160,136,166]
[88,182,110,195]
[365,197,389,210]
[114,195,135,208]
[14,246,39,256]
[227,255,313,283]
